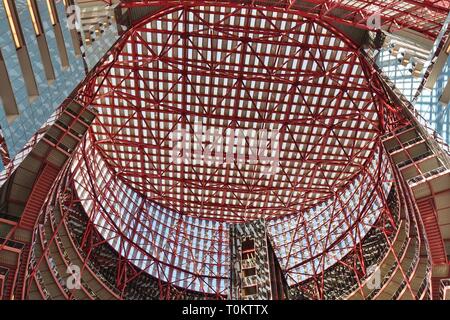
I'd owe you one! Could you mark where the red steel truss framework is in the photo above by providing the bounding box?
[2,0,448,189]
[83,3,398,222]
[19,0,448,299]
[117,0,450,39]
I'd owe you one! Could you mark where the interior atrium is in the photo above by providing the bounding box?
[0,0,450,301]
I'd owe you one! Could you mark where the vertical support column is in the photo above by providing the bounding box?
[230,219,287,300]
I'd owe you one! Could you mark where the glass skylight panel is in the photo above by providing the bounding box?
[61,4,406,295]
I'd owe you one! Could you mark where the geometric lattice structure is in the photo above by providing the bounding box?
[1,0,450,302]
[89,5,386,222]
[68,2,405,297]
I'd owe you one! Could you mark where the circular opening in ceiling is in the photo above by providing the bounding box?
[88,4,383,222]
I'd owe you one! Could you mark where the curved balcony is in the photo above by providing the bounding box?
[25,164,218,300]
[26,168,119,300]
[289,176,431,300]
